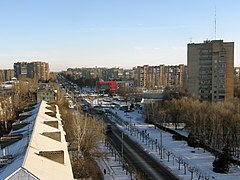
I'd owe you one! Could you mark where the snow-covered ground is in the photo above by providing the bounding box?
[97,142,137,180]
[105,108,240,180]
[87,97,240,179]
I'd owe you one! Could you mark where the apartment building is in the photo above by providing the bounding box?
[133,64,185,89]
[133,66,144,87]
[66,65,185,90]
[187,40,234,101]
[165,65,185,87]
[67,67,134,81]
[14,62,28,78]
[37,83,56,103]
[14,61,49,81]
[0,69,14,82]
[27,61,49,81]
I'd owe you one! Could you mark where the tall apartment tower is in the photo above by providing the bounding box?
[187,40,234,102]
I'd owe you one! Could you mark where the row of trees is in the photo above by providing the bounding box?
[63,73,99,88]
[145,98,240,159]
[0,73,58,128]
[56,91,105,178]
[0,79,37,133]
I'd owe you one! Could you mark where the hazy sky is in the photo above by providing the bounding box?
[0,0,239,71]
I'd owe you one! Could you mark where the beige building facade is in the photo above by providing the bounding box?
[187,40,234,101]
[133,64,186,89]
[37,83,56,103]
[0,69,14,82]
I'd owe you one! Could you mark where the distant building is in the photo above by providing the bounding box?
[37,83,56,102]
[65,65,186,90]
[0,78,18,91]
[133,64,186,89]
[96,81,117,93]
[13,62,28,78]
[102,68,120,80]
[96,80,135,94]
[165,65,185,87]
[141,91,165,104]
[116,80,134,90]
[0,69,14,82]
[14,61,49,81]
[187,40,234,101]
[66,67,134,82]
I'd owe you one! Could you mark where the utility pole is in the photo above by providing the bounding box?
[121,132,124,162]
[160,128,163,159]
[129,114,132,129]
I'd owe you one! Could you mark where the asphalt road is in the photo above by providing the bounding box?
[107,126,179,180]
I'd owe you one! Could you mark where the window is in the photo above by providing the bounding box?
[219,95,225,99]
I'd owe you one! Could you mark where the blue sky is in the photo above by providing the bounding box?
[0,0,239,71]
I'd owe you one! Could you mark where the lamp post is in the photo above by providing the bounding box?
[129,115,132,132]
[121,132,124,163]
[160,130,163,159]
[159,110,165,159]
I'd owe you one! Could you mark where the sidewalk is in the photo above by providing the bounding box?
[96,143,136,180]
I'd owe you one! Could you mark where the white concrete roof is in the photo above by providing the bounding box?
[0,101,74,180]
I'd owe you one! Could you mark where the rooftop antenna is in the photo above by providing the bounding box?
[214,6,217,40]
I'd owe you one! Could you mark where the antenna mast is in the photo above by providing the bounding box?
[214,6,217,40]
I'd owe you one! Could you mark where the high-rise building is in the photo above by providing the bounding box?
[14,61,49,81]
[187,40,234,101]
[31,61,49,81]
[133,64,185,89]
[165,65,185,88]
[0,69,14,82]
[14,62,28,79]
[133,66,144,87]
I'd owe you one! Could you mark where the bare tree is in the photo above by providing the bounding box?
[11,79,37,115]
[56,91,105,178]
[0,95,14,132]
[165,98,184,129]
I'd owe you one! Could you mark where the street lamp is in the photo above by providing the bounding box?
[121,132,124,163]
[160,127,163,159]
[129,114,132,128]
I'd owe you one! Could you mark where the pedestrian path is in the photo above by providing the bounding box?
[97,143,136,180]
